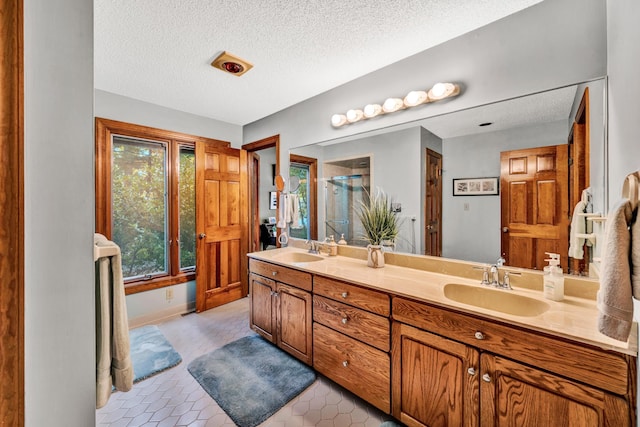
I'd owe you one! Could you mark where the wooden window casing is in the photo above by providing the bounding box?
[95,118,229,294]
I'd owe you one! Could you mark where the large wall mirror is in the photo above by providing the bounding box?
[289,78,606,277]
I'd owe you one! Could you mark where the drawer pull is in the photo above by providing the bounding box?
[342,360,349,367]
[467,367,476,376]
[341,292,348,298]
[341,317,348,324]
[482,373,491,383]
[474,331,485,340]
[272,271,278,276]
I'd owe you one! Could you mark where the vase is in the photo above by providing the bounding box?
[367,245,385,268]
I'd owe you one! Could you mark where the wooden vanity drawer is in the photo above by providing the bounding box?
[313,295,390,351]
[314,275,390,316]
[392,297,631,396]
[249,258,312,291]
[313,323,390,413]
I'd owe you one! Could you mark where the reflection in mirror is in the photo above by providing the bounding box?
[290,79,606,276]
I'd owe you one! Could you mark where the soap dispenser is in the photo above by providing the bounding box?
[543,252,564,301]
[337,234,347,245]
[327,235,338,256]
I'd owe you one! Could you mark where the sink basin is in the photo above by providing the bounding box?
[271,252,325,263]
[443,283,549,317]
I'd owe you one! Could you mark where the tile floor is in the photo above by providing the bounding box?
[96,297,394,427]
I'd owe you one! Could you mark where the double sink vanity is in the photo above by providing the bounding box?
[247,244,638,426]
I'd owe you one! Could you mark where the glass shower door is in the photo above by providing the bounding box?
[324,175,367,246]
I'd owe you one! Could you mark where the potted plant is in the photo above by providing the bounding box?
[355,189,399,268]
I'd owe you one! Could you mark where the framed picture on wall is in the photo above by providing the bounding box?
[453,177,499,196]
[269,191,278,209]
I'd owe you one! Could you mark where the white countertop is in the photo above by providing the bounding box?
[249,246,638,356]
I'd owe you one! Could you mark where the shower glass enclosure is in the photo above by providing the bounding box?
[323,156,370,246]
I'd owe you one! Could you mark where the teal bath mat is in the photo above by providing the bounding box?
[129,325,182,383]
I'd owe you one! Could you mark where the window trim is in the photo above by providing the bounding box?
[95,118,229,294]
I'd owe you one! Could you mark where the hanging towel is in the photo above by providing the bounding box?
[631,205,640,297]
[597,200,634,342]
[289,194,303,229]
[568,199,587,259]
[95,233,133,408]
[276,194,287,229]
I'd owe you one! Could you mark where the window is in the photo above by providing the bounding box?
[96,118,197,293]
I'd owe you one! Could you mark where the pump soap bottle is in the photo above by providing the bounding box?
[543,252,564,301]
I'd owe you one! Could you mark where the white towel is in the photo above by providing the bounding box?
[597,199,634,342]
[568,199,587,259]
[276,194,287,229]
[289,194,303,229]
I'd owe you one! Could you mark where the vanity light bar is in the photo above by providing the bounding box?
[331,82,460,127]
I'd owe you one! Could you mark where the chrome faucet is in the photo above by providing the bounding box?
[306,240,320,254]
[474,260,521,290]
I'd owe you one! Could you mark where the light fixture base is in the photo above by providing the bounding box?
[211,51,253,77]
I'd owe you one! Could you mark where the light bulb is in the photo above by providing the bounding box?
[431,83,446,97]
[346,109,364,123]
[363,104,382,118]
[382,98,403,113]
[403,90,428,107]
[331,114,347,127]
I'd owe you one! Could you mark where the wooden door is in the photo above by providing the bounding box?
[276,282,312,365]
[480,354,630,427]
[500,145,569,271]
[249,273,276,342]
[392,322,479,427]
[425,149,443,256]
[195,143,248,312]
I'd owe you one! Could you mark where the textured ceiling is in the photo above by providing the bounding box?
[94,0,541,126]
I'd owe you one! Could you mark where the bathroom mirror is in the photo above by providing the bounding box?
[289,78,606,276]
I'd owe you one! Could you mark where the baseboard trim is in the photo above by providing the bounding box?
[128,301,196,329]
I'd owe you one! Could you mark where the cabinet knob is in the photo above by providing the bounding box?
[341,292,348,298]
[272,271,278,276]
[467,367,476,376]
[341,317,348,324]
[474,331,485,340]
[342,361,349,367]
[482,373,491,383]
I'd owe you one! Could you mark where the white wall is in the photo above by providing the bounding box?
[24,0,95,426]
[442,120,568,263]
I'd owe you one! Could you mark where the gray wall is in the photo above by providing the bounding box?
[606,2,640,422]
[442,120,568,263]
[95,89,243,146]
[24,0,95,425]
[258,147,277,222]
[244,0,607,169]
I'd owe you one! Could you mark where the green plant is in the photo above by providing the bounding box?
[355,189,399,246]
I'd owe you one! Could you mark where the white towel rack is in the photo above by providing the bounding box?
[622,171,640,210]
[576,233,596,245]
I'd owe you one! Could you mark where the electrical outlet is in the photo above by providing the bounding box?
[464,203,470,211]
[166,288,174,301]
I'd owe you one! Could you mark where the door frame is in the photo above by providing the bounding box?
[1,1,25,424]
[242,135,280,250]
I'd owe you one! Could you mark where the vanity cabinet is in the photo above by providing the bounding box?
[248,259,313,365]
[312,275,392,412]
[392,297,635,427]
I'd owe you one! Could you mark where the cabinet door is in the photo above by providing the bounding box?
[480,354,631,427]
[392,322,479,427]
[249,273,276,342]
[277,282,313,365]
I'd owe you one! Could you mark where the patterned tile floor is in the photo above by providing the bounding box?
[96,297,394,427]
